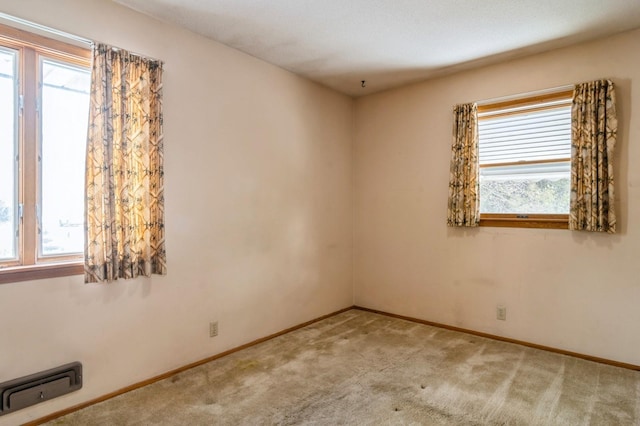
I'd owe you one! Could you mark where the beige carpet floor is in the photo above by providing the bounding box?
[45,309,640,425]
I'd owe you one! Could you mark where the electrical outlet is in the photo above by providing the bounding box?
[497,306,507,321]
[209,321,218,337]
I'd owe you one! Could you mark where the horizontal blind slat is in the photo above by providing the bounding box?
[481,119,571,134]
[479,104,571,165]
[481,131,571,145]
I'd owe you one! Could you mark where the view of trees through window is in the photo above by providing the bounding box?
[480,176,570,214]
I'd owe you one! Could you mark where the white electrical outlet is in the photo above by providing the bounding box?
[209,321,218,337]
[497,306,507,321]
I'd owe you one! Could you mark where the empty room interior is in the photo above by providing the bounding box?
[1,0,639,424]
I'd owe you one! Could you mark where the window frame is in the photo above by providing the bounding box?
[477,89,574,230]
[0,23,90,284]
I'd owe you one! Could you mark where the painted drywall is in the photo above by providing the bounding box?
[354,28,640,366]
[0,0,353,424]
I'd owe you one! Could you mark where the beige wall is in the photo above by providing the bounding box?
[0,1,353,424]
[354,29,640,366]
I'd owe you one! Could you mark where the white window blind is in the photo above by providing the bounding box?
[478,102,572,166]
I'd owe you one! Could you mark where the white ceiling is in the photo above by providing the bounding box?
[113,0,640,97]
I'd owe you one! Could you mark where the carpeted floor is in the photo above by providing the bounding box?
[45,309,640,425]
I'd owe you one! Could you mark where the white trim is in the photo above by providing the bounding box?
[0,12,92,48]
[0,12,163,64]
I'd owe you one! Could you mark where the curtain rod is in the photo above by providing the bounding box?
[475,84,575,106]
[96,43,164,65]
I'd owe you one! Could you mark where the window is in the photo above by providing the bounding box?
[0,24,91,283]
[477,90,573,229]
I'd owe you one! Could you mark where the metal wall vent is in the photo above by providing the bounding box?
[0,362,82,416]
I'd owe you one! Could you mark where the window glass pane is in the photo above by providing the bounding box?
[40,58,90,256]
[0,48,17,261]
[480,162,570,214]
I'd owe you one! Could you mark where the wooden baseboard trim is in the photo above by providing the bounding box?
[354,306,640,371]
[26,306,355,426]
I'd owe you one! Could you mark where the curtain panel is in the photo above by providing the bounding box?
[85,43,166,283]
[447,103,480,227]
[570,79,617,233]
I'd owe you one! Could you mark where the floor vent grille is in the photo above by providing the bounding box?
[0,362,82,416]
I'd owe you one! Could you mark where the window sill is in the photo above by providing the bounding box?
[480,214,569,230]
[0,262,83,285]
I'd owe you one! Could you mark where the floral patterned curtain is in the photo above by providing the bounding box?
[570,79,617,233]
[447,103,480,227]
[85,44,166,283]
